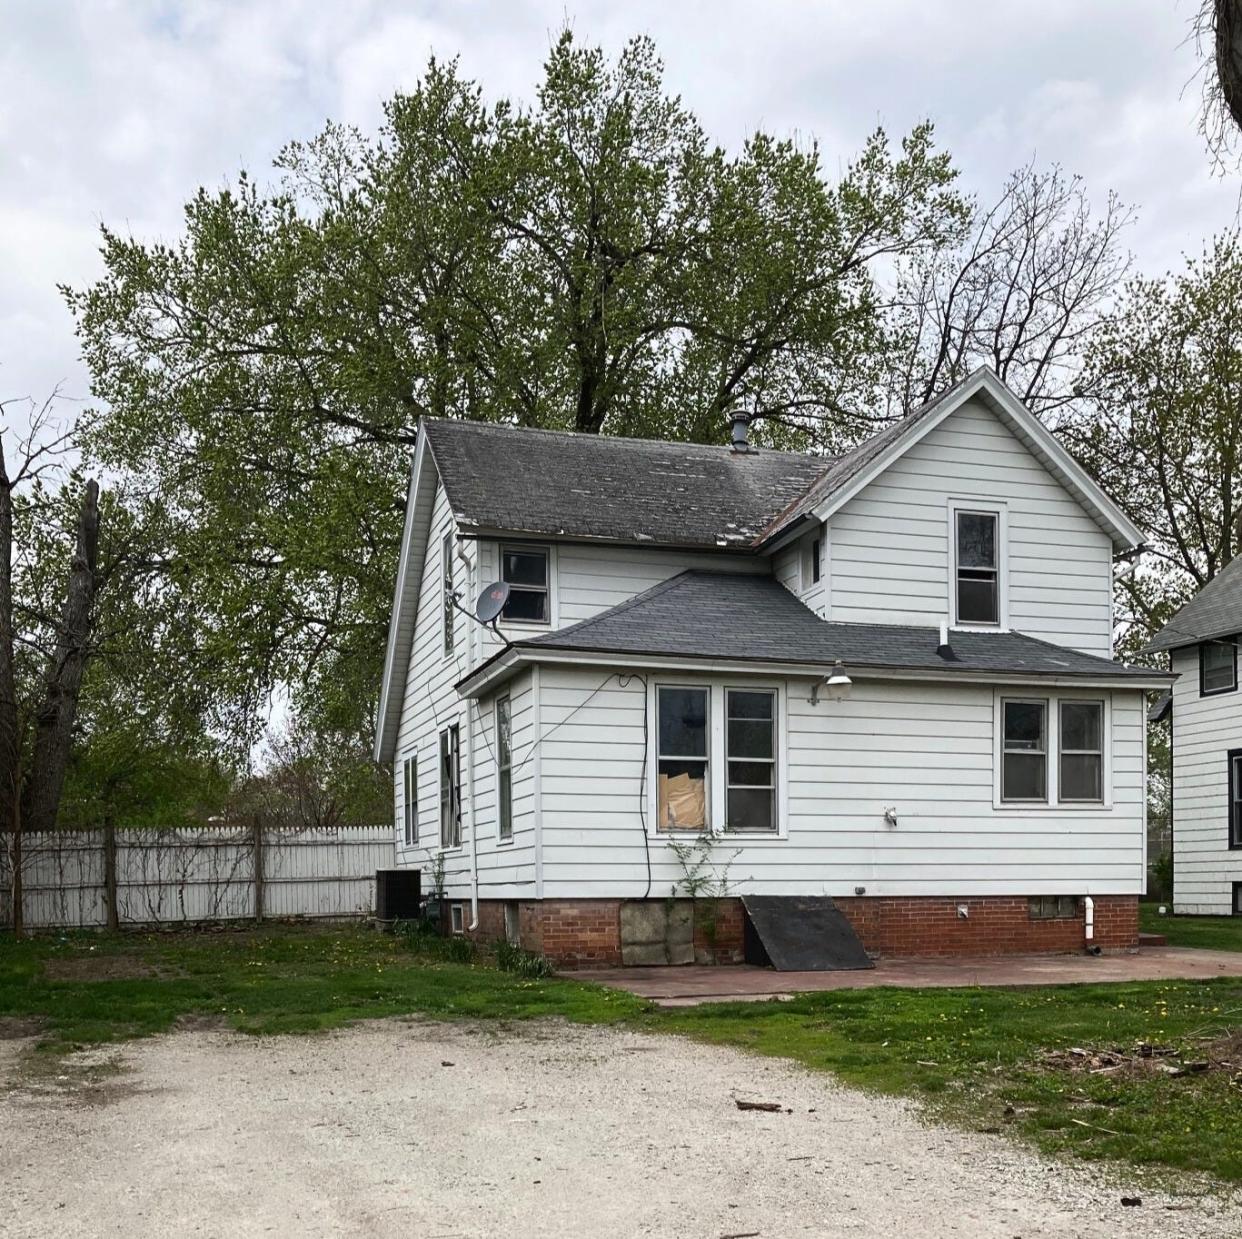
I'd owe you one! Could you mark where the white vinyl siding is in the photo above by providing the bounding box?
[1171,644,1242,914]
[536,664,1145,898]
[828,396,1113,655]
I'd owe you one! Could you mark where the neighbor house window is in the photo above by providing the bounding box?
[726,689,777,832]
[439,724,461,848]
[1229,750,1242,849]
[497,696,512,841]
[955,509,999,625]
[1234,882,1242,916]
[500,545,549,623]
[1001,699,1047,802]
[1201,639,1236,695]
[656,686,709,831]
[442,530,455,654]
[1059,701,1104,803]
[402,752,418,846]
[1029,895,1079,920]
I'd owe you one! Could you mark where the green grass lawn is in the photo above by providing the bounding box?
[1141,903,1242,951]
[5,922,1242,1184]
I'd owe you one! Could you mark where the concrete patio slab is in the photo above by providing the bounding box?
[573,946,1242,1006]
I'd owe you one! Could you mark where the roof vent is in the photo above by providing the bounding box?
[730,410,752,453]
[937,620,957,661]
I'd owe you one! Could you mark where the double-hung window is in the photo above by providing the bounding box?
[954,509,1000,625]
[1001,699,1047,802]
[500,545,549,623]
[656,686,709,831]
[1229,750,1242,849]
[726,689,777,832]
[1059,701,1104,803]
[1201,639,1236,695]
[496,696,512,841]
[402,752,418,846]
[439,724,461,848]
[442,530,455,654]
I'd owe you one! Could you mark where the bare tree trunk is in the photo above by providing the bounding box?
[252,813,265,922]
[0,436,18,840]
[22,479,100,833]
[103,813,119,932]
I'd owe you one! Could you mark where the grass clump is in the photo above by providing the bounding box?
[496,941,554,978]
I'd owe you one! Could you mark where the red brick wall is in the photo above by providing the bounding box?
[446,894,1138,967]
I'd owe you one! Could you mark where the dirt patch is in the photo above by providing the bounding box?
[43,955,182,982]
[0,1015,45,1040]
[1040,1039,1242,1085]
[7,1046,158,1111]
[171,1012,231,1033]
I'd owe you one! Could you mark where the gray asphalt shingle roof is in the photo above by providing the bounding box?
[1145,555,1242,652]
[518,571,1163,681]
[422,419,833,550]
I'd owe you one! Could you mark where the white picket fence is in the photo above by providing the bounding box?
[0,824,395,929]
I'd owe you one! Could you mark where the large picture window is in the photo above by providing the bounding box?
[955,509,999,625]
[1001,699,1047,802]
[1059,700,1103,802]
[500,545,549,623]
[497,696,512,841]
[656,686,709,831]
[402,752,418,846]
[439,724,461,848]
[1201,639,1237,696]
[726,689,776,832]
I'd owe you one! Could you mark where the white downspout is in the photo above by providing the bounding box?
[456,541,480,932]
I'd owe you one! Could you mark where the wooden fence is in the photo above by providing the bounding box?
[0,824,395,930]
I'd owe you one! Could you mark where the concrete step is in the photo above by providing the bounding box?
[1139,931,1168,947]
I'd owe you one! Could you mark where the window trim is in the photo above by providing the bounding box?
[948,498,1008,631]
[1200,638,1237,697]
[1000,697,1048,805]
[401,750,418,847]
[496,695,513,844]
[498,542,552,627]
[442,528,455,655]
[1228,749,1242,850]
[993,691,1113,811]
[1057,698,1105,805]
[648,679,787,839]
[439,723,462,851]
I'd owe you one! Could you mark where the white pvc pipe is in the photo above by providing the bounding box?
[1083,895,1094,943]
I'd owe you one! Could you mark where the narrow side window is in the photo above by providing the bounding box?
[497,696,512,841]
[440,724,461,848]
[402,752,418,846]
[955,510,999,625]
[656,686,709,831]
[811,537,822,585]
[1001,698,1047,802]
[442,530,455,654]
[1230,751,1242,849]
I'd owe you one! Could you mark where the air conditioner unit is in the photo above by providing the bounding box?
[375,868,421,924]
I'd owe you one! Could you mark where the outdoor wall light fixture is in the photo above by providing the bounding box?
[809,660,852,706]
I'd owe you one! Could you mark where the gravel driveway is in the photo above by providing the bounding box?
[2,1019,1240,1238]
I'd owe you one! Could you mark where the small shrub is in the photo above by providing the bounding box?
[396,918,476,964]
[496,940,553,978]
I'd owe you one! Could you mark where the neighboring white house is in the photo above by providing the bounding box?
[375,367,1170,966]
[1146,561,1242,916]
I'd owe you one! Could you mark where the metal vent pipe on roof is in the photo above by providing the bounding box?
[730,410,752,452]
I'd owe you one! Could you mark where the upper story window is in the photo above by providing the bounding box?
[1200,638,1237,696]
[501,545,549,623]
[442,530,455,654]
[811,537,822,584]
[954,509,1000,626]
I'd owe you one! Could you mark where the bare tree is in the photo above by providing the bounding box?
[890,164,1132,421]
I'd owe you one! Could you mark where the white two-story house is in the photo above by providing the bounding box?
[1146,561,1242,916]
[375,367,1170,966]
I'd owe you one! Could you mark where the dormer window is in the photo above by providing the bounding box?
[500,545,550,623]
[953,508,1000,626]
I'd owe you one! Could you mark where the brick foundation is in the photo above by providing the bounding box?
[441,894,1139,968]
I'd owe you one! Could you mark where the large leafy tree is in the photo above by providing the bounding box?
[67,32,967,741]
[1069,233,1242,656]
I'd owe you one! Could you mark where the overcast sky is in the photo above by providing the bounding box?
[2,1,1238,421]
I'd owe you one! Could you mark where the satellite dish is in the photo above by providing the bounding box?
[476,581,510,624]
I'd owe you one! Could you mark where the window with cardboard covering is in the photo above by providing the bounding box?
[726,689,776,832]
[656,686,708,831]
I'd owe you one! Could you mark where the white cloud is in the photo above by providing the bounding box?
[1,0,1238,421]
